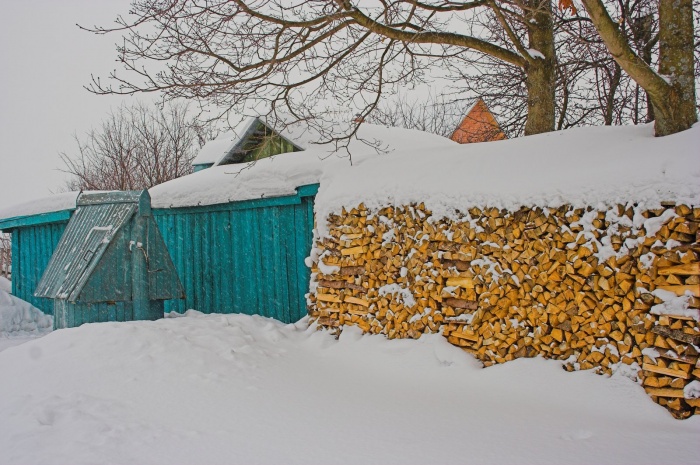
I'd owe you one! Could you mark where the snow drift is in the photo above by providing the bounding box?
[0,289,52,336]
[0,311,697,465]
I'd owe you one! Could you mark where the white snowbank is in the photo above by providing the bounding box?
[0,276,10,293]
[0,311,696,465]
[154,122,700,215]
[0,289,52,336]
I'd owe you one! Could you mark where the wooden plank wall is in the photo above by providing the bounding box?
[153,194,315,323]
[10,221,68,314]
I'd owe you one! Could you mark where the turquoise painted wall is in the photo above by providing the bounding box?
[3,186,317,324]
[10,221,68,314]
[152,190,315,323]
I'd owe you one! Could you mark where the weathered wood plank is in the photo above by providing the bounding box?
[642,362,690,379]
[657,284,700,297]
[651,325,700,345]
[658,263,700,276]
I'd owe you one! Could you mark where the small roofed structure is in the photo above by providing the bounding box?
[450,98,507,144]
[192,117,303,171]
[35,191,184,329]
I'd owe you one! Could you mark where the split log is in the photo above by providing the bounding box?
[642,363,690,379]
[657,284,700,297]
[651,326,700,346]
[658,263,700,276]
[443,299,478,310]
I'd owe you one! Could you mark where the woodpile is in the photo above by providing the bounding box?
[308,202,700,418]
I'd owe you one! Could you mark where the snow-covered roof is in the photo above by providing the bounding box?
[0,191,79,223]
[191,117,258,166]
[150,123,456,208]
[191,116,308,167]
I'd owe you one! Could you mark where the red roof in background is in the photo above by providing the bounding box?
[450,99,507,144]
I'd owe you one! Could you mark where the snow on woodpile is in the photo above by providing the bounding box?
[314,123,700,229]
[0,289,52,336]
[0,276,10,293]
[150,123,455,209]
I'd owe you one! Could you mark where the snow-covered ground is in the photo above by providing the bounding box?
[0,311,697,465]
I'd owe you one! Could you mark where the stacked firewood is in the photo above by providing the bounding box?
[308,202,699,418]
[640,313,700,419]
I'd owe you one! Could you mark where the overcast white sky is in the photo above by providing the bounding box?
[0,1,456,214]
[0,0,139,211]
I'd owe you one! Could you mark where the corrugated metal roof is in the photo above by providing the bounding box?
[35,202,136,301]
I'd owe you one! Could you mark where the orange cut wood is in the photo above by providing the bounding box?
[642,363,690,379]
[657,284,700,298]
[658,263,700,276]
[644,388,685,398]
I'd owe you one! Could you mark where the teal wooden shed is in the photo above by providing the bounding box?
[152,183,317,322]
[0,184,318,326]
[0,206,74,313]
[34,191,184,329]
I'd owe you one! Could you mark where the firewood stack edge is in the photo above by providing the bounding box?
[308,202,700,419]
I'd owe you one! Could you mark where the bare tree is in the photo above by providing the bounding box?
[85,0,563,139]
[60,101,210,191]
[451,0,678,136]
[578,0,697,135]
[367,91,465,137]
[0,233,11,280]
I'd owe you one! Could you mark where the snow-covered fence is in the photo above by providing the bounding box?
[309,202,700,419]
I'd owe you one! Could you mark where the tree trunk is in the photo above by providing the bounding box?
[653,0,697,135]
[581,0,696,136]
[604,61,622,125]
[524,0,556,135]
[631,13,656,123]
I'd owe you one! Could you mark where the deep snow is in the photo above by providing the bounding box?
[155,122,700,216]
[0,311,697,465]
[0,289,52,337]
[0,122,698,463]
[0,288,53,353]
